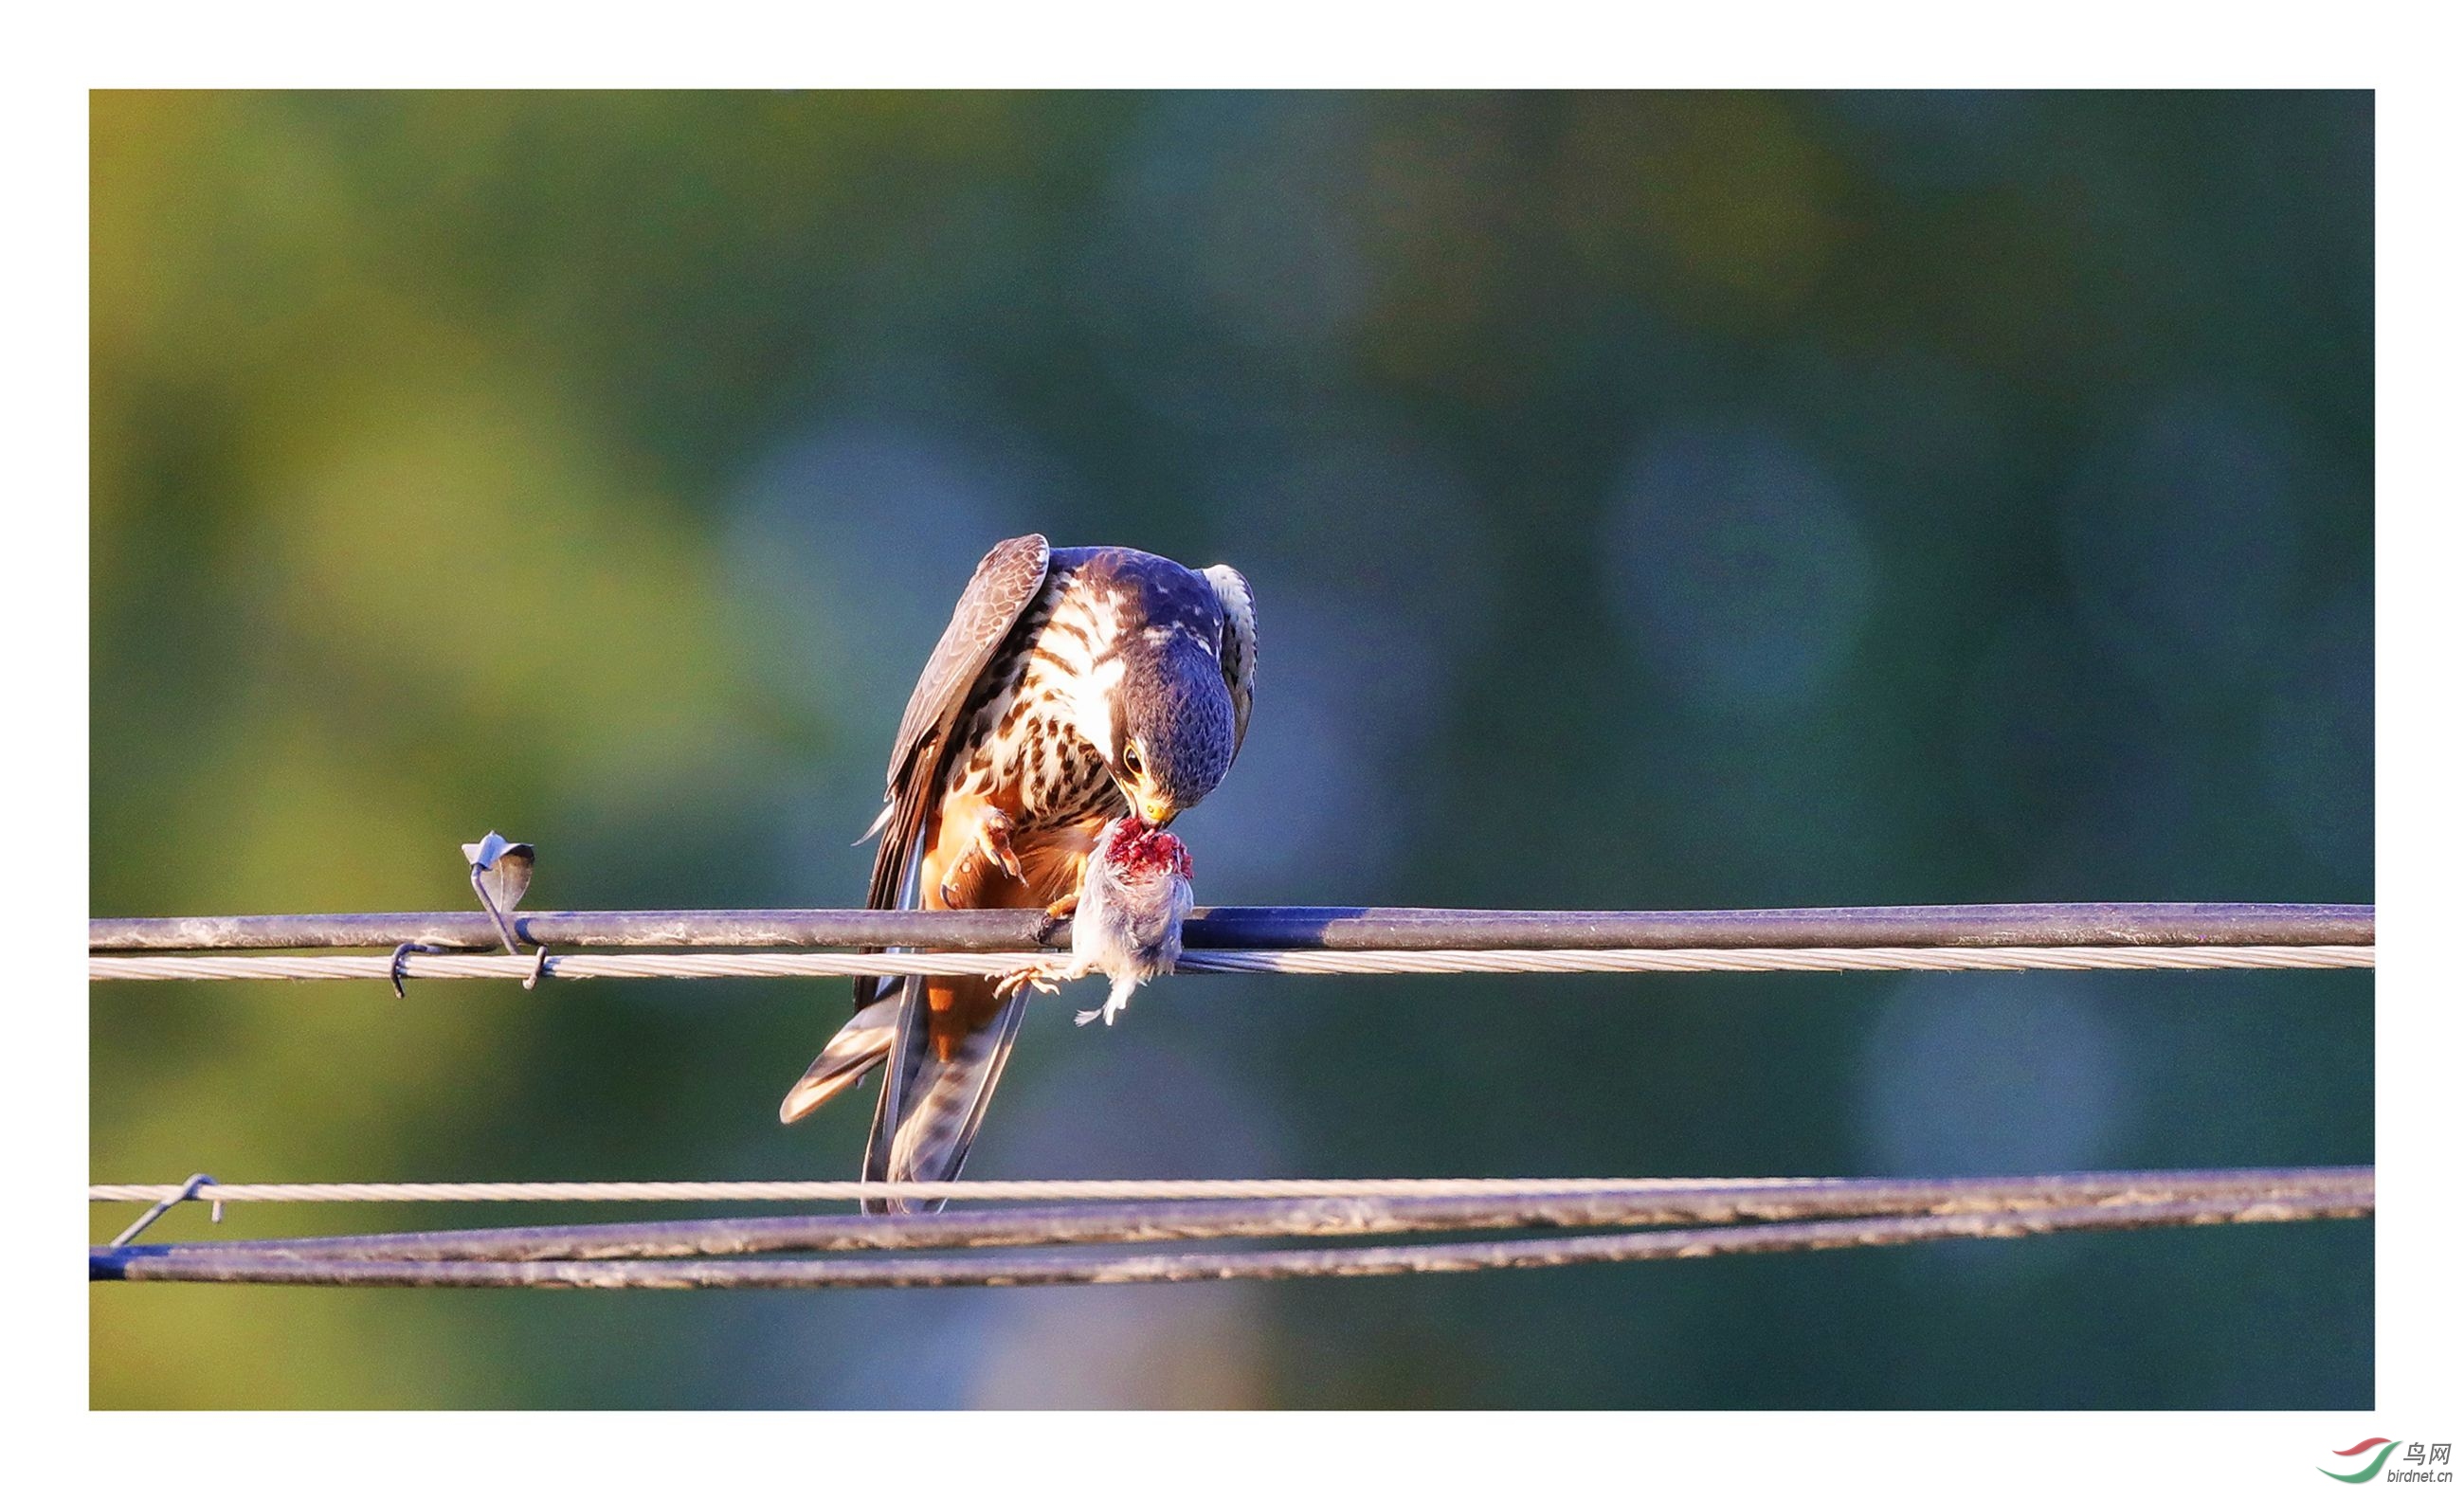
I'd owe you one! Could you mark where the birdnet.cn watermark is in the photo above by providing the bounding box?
[2320,1439,2454,1485]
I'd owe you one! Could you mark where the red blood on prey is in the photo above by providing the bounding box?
[1109,822,1193,881]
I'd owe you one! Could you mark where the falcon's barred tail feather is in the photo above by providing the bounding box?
[778,995,899,1125]
[861,977,1031,1215]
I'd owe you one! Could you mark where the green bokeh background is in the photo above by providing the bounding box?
[90,90,2373,1408]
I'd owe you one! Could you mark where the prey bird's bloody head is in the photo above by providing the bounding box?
[1103,819,1194,882]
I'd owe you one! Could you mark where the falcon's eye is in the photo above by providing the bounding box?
[1121,744,1145,779]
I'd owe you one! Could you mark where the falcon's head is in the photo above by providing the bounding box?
[1060,546,1255,829]
[1103,627,1237,828]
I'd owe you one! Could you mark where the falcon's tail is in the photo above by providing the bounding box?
[861,973,1030,1215]
[777,995,900,1125]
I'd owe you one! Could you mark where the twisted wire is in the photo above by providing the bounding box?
[92,1175,1817,1204]
[90,1168,2374,1260]
[91,1192,2375,1289]
[82,1166,2368,1208]
[88,943,2374,984]
[88,902,2377,953]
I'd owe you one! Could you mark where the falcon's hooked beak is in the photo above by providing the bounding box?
[1117,739,1179,827]
[1118,773,1178,828]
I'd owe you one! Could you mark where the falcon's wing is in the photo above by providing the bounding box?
[861,534,1051,915]
[1202,563,1257,763]
[848,534,1048,1012]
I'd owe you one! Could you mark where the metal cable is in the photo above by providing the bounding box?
[87,896,2377,1286]
[89,1192,2374,1289]
[88,943,2374,984]
[89,901,2376,953]
[91,1175,1817,1204]
[93,1168,2372,1260]
[82,1166,2364,1207]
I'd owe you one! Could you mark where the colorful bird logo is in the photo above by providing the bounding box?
[2320,1437,2398,1483]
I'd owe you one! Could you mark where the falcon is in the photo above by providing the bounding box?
[778,535,1257,1210]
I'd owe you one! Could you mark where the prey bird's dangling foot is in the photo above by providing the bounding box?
[1078,996,1132,1028]
[992,956,1084,1001]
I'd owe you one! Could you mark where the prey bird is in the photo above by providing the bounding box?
[779,535,1256,1209]
[995,815,1197,1029]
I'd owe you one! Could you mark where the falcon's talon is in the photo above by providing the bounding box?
[1032,892,1080,947]
[974,808,1024,883]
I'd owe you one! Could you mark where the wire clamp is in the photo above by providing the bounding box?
[108,1172,220,1248]
[390,942,440,999]
[461,831,552,987]
[462,832,536,954]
